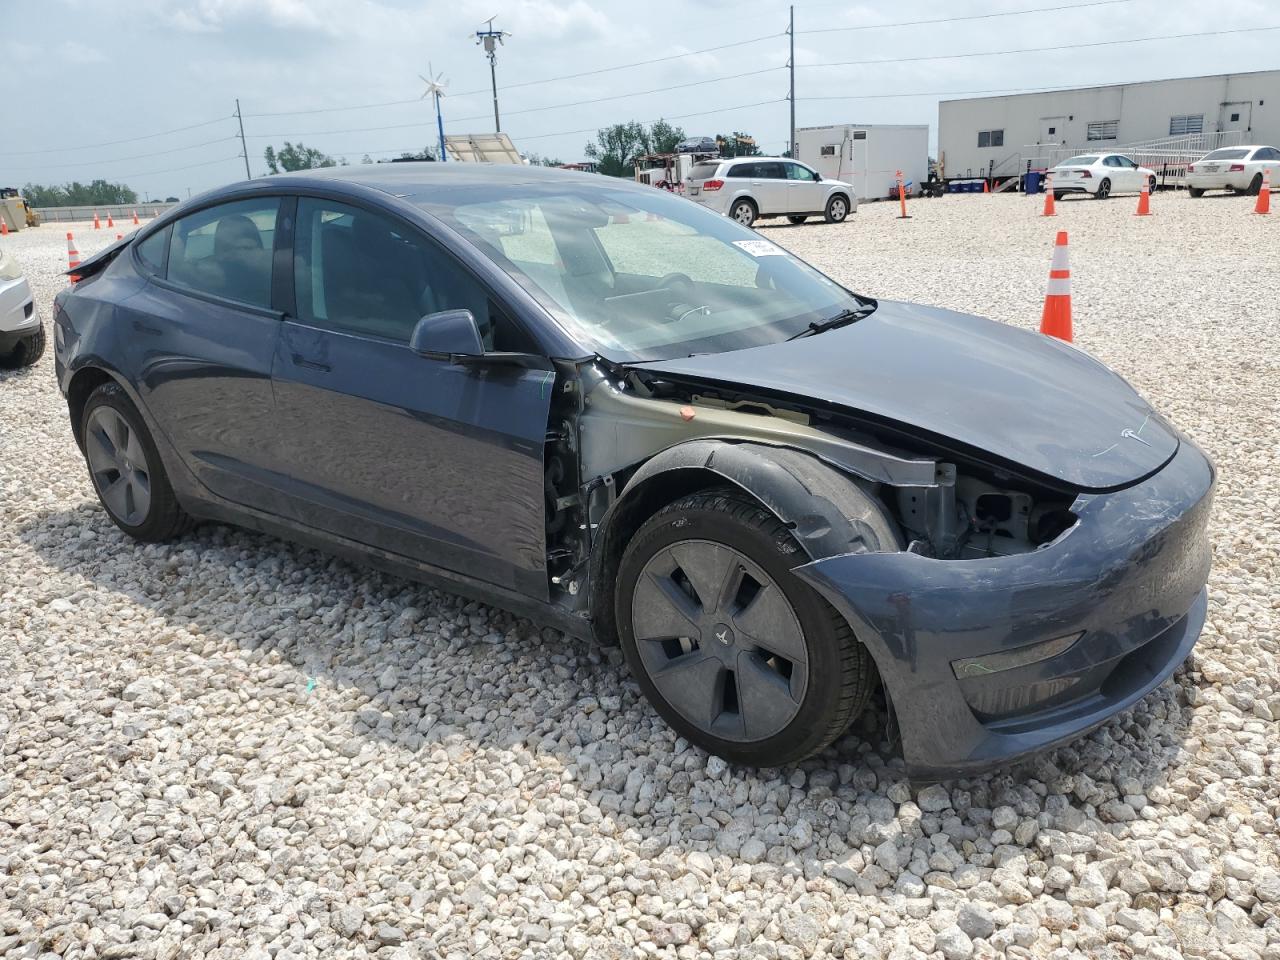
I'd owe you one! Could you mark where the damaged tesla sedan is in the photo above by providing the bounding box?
[52,164,1213,779]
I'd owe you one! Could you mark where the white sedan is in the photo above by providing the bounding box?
[1187,145,1280,197]
[1049,153,1157,200]
[0,245,43,368]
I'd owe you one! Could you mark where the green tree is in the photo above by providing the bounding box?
[648,119,685,155]
[263,141,339,174]
[584,122,651,177]
[523,151,565,167]
[22,180,138,206]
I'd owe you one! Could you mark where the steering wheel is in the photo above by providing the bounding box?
[657,272,694,293]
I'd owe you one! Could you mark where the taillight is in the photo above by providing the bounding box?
[1187,164,1195,173]
[1229,163,1245,172]
[1079,170,1092,178]
[702,179,724,191]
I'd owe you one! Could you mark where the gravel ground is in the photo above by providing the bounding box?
[2,194,1278,960]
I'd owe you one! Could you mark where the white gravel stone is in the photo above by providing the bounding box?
[2,196,1277,957]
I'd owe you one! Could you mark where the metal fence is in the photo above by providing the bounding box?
[1023,131,1246,181]
[32,202,175,224]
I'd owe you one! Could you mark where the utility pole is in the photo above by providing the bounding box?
[475,17,511,133]
[788,6,796,160]
[235,99,251,178]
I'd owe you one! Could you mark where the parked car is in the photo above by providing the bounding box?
[1186,145,1280,197]
[1049,154,1157,200]
[687,157,857,227]
[674,136,719,155]
[0,245,43,368]
[53,164,1214,779]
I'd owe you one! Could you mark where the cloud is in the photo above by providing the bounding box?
[161,0,342,35]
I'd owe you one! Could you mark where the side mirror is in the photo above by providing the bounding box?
[410,309,484,360]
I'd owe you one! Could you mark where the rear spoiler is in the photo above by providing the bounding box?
[65,233,133,280]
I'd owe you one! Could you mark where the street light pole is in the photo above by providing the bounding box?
[788,6,796,160]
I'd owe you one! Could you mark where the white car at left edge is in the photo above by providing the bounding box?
[1049,153,1157,200]
[0,245,44,368]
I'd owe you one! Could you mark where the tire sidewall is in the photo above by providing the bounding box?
[81,383,176,540]
[825,196,848,223]
[615,496,849,766]
[732,200,757,227]
[1097,178,1111,199]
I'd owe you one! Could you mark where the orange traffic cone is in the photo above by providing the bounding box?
[1136,179,1151,216]
[983,179,990,194]
[93,211,101,230]
[132,210,140,225]
[1039,231,1072,342]
[1042,176,1056,216]
[107,213,115,228]
[67,232,82,282]
[116,233,123,240]
[896,169,910,219]
[0,219,8,236]
[1256,169,1271,215]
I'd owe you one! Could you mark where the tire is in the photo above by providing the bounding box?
[616,487,885,767]
[1189,187,1205,198]
[730,199,757,228]
[1053,191,1066,201]
[1096,178,1111,200]
[0,324,45,369]
[1247,173,1263,196]
[1148,175,1158,194]
[81,382,193,542]
[824,195,850,224]
[786,215,808,225]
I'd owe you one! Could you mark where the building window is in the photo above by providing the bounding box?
[1169,114,1204,135]
[1047,126,1056,136]
[1230,112,1240,122]
[820,144,837,157]
[1087,120,1119,141]
[852,131,867,140]
[977,129,1004,148]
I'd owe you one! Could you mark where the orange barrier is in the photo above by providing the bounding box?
[67,233,82,282]
[1039,231,1072,342]
[1257,169,1272,215]
[1042,176,1056,217]
[1136,180,1151,216]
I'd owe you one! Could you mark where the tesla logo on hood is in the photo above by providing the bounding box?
[1120,428,1152,447]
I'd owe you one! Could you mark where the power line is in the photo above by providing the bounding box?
[109,155,245,182]
[801,24,1280,69]
[797,0,1137,34]
[513,98,786,142]
[7,136,242,172]
[0,115,234,157]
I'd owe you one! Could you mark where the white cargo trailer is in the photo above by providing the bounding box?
[795,123,930,199]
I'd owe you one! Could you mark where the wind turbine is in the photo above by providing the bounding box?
[419,64,448,162]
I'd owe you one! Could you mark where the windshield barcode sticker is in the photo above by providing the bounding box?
[732,239,787,257]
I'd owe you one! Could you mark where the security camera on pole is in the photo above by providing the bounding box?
[419,64,449,163]
[475,16,511,133]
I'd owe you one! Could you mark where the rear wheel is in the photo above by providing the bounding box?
[786,215,808,225]
[824,195,850,223]
[1096,178,1111,199]
[0,324,45,369]
[81,382,193,542]
[730,199,757,227]
[1148,175,1158,194]
[616,488,883,767]
[1189,187,1205,198]
[1053,191,1066,201]
[1247,173,1264,196]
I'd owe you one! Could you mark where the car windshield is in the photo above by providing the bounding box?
[415,182,865,362]
[1201,148,1250,161]
[1062,156,1099,166]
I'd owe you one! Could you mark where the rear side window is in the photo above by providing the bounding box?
[136,226,170,276]
[294,197,525,351]
[755,162,787,179]
[167,198,280,308]
[726,163,756,178]
[690,163,722,180]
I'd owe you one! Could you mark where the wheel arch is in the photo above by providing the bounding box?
[587,439,903,644]
[66,365,122,449]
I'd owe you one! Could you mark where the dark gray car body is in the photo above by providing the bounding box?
[52,164,1214,779]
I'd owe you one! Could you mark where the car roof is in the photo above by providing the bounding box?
[278,161,626,198]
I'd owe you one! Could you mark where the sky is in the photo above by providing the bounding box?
[4,0,1277,201]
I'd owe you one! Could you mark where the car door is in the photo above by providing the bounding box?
[782,162,825,213]
[270,195,555,600]
[121,196,288,512]
[750,161,790,215]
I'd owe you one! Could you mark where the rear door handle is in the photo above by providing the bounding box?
[291,354,330,372]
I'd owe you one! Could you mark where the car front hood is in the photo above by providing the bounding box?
[632,300,1178,491]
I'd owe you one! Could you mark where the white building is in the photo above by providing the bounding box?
[938,70,1280,181]
[794,123,929,199]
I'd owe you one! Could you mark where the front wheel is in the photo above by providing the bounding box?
[1053,191,1066,201]
[81,382,193,542]
[1189,187,1205,198]
[730,199,757,228]
[1095,178,1111,199]
[0,324,45,369]
[1247,173,1264,196]
[1148,175,1158,194]
[616,488,883,767]
[824,195,850,223]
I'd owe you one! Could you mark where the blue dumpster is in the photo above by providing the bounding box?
[1023,171,1043,195]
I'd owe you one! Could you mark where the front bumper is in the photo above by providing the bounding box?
[0,275,38,351]
[796,437,1215,780]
